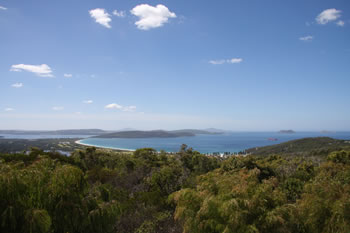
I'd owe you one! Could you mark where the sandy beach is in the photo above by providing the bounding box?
[75,139,135,152]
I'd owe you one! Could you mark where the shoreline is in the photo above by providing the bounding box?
[75,140,136,152]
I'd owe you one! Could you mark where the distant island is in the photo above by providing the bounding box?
[320,130,335,133]
[93,129,221,139]
[203,128,228,133]
[278,130,295,134]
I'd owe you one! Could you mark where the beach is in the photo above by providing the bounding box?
[75,139,135,152]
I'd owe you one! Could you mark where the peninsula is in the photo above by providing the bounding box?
[92,129,220,138]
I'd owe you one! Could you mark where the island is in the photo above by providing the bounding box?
[321,130,335,133]
[278,130,295,134]
[93,129,221,138]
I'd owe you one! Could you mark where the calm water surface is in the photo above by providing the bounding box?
[79,132,350,153]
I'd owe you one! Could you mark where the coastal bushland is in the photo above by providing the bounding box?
[0,144,350,233]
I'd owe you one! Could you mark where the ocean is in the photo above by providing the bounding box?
[77,132,350,154]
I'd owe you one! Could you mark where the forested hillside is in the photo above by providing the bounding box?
[247,137,350,157]
[1,141,350,233]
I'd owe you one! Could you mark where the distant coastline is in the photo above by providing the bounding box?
[92,129,222,139]
[278,130,295,134]
[75,139,135,152]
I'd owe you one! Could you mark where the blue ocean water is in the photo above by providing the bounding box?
[79,132,350,154]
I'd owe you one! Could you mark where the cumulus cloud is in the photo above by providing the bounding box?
[83,100,93,104]
[299,35,313,41]
[227,58,243,64]
[209,58,243,65]
[316,8,342,24]
[130,4,176,30]
[64,73,72,78]
[52,106,64,111]
[105,103,137,112]
[105,103,123,109]
[11,83,23,88]
[4,108,14,112]
[113,10,126,18]
[10,64,54,77]
[337,20,345,27]
[89,8,112,28]
[0,6,7,10]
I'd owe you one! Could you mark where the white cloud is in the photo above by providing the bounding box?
[316,8,342,24]
[11,83,23,88]
[10,64,54,77]
[0,6,7,10]
[105,103,123,109]
[89,8,112,28]
[122,106,137,112]
[105,103,137,112]
[4,108,14,112]
[64,73,72,78]
[209,58,243,65]
[83,100,93,104]
[113,10,126,18]
[52,106,64,111]
[337,20,345,27]
[227,58,243,64]
[130,4,176,30]
[209,60,226,65]
[299,35,313,41]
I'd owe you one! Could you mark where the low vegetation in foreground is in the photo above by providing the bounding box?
[1,138,350,233]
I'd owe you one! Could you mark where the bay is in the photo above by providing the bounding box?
[79,131,350,154]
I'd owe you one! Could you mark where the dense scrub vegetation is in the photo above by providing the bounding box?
[246,137,350,157]
[0,142,350,233]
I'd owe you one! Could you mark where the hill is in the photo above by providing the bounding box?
[170,129,221,135]
[93,130,196,138]
[246,137,350,156]
[203,128,228,133]
[93,129,222,138]
[278,130,295,133]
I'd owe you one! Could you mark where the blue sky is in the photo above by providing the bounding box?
[0,0,349,131]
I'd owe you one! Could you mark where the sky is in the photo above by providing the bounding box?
[0,0,349,131]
